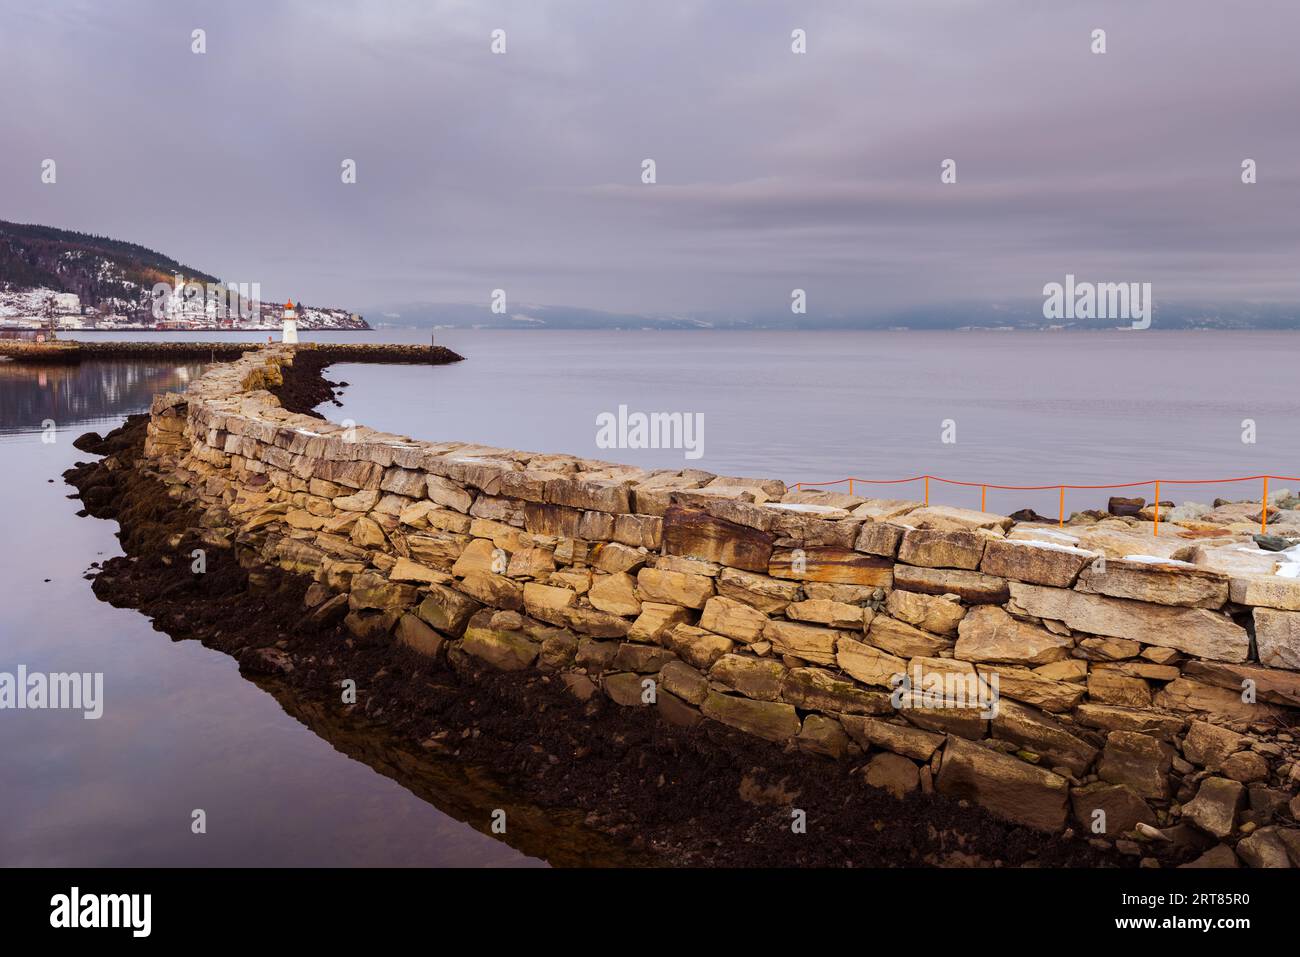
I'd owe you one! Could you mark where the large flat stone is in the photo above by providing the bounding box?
[661,505,774,572]
[1075,558,1228,608]
[979,537,1096,587]
[893,565,1009,604]
[935,735,1069,831]
[769,547,893,586]
[1008,582,1250,663]
[1181,659,1300,707]
[780,667,893,715]
[701,692,800,743]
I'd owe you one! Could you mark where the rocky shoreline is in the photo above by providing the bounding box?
[62,344,1300,868]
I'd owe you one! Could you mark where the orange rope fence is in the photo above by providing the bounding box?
[791,473,1300,536]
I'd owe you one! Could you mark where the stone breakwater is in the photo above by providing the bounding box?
[0,340,461,364]
[141,346,1300,867]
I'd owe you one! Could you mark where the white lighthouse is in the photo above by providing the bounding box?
[282,299,299,344]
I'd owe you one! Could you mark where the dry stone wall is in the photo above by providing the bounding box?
[142,346,1300,865]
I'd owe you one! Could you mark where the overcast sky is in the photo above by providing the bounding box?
[2,0,1298,316]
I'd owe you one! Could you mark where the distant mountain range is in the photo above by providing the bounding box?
[0,220,368,330]
[369,299,1300,331]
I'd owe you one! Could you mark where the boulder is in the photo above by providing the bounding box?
[1087,670,1153,708]
[1179,845,1240,868]
[395,613,445,657]
[604,672,651,707]
[837,636,907,688]
[1182,777,1246,839]
[699,595,769,642]
[663,624,735,670]
[761,619,842,666]
[456,570,525,611]
[714,567,801,614]
[1098,731,1173,799]
[954,605,1073,664]
[1070,782,1155,836]
[781,667,893,715]
[587,572,642,617]
[635,567,715,609]
[866,615,952,658]
[709,654,787,701]
[797,714,850,759]
[904,505,1012,532]
[1181,720,1246,769]
[884,589,965,637]
[1074,703,1185,740]
[701,692,800,743]
[992,699,1099,776]
[862,752,920,798]
[656,690,704,728]
[977,664,1085,712]
[626,602,693,644]
[1235,827,1292,868]
[935,735,1070,831]
[840,715,944,761]
[897,528,987,570]
[461,614,540,671]
[785,598,866,630]
[979,537,1096,587]
[348,571,418,611]
[1253,608,1300,671]
[1181,659,1300,708]
[658,659,708,704]
[854,521,906,558]
[612,642,676,673]
[416,582,480,635]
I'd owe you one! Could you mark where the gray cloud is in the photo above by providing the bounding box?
[2,0,1298,315]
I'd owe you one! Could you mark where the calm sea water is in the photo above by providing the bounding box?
[319,329,1297,517]
[3,328,1294,865]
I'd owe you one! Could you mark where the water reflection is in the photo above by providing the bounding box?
[0,356,559,867]
[0,360,206,435]
[252,678,647,868]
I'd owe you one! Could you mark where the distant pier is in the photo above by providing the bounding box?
[0,340,463,365]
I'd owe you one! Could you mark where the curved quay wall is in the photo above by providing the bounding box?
[140,346,1300,857]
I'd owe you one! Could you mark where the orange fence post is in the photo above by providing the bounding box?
[1153,481,1160,536]
[1058,486,1065,527]
[981,485,986,512]
[1263,477,1270,534]
[849,478,854,496]
[924,476,930,506]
